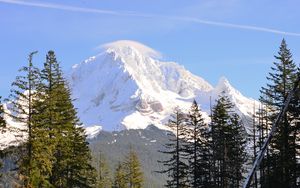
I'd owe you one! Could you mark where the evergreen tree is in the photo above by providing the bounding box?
[0,96,6,178]
[7,51,41,186]
[97,152,112,188]
[210,94,247,188]
[259,39,299,187]
[184,100,211,188]
[4,51,97,187]
[228,113,247,187]
[0,97,5,131]
[113,162,127,188]
[40,51,72,187]
[67,126,97,188]
[255,104,272,187]
[36,51,96,187]
[124,148,144,188]
[250,104,258,188]
[158,108,189,188]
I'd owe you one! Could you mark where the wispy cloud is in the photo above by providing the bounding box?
[173,17,300,37]
[0,0,124,15]
[1,0,300,37]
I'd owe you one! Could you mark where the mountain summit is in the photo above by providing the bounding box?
[69,40,258,132]
[0,40,258,148]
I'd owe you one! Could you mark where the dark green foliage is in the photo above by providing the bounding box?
[5,51,97,187]
[36,51,96,187]
[113,162,127,188]
[94,147,144,188]
[89,126,170,188]
[97,152,112,188]
[7,51,41,186]
[30,51,63,186]
[0,97,6,131]
[184,100,211,188]
[158,108,189,188]
[258,39,300,187]
[255,104,272,187]
[123,148,144,188]
[65,126,97,188]
[0,96,6,178]
[210,95,247,188]
[112,147,144,188]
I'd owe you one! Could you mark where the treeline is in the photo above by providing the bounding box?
[158,39,300,188]
[0,51,96,187]
[96,148,144,188]
[158,96,247,188]
[0,51,145,188]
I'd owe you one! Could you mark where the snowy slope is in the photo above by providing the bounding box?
[69,40,259,133]
[0,103,27,149]
[0,40,259,147]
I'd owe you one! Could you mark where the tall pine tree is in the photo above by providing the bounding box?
[210,94,246,188]
[259,39,299,187]
[7,51,41,186]
[97,152,112,188]
[184,100,211,188]
[113,162,127,188]
[158,108,189,188]
[123,148,144,188]
[35,51,96,187]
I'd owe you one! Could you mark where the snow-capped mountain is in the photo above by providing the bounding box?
[69,40,259,133]
[0,40,259,148]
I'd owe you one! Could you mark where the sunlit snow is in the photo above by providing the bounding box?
[69,40,259,132]
[0,40,260,148]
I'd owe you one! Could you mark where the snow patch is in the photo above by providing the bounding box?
[85,125,102,139]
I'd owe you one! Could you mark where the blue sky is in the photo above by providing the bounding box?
[1,0,300,99]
